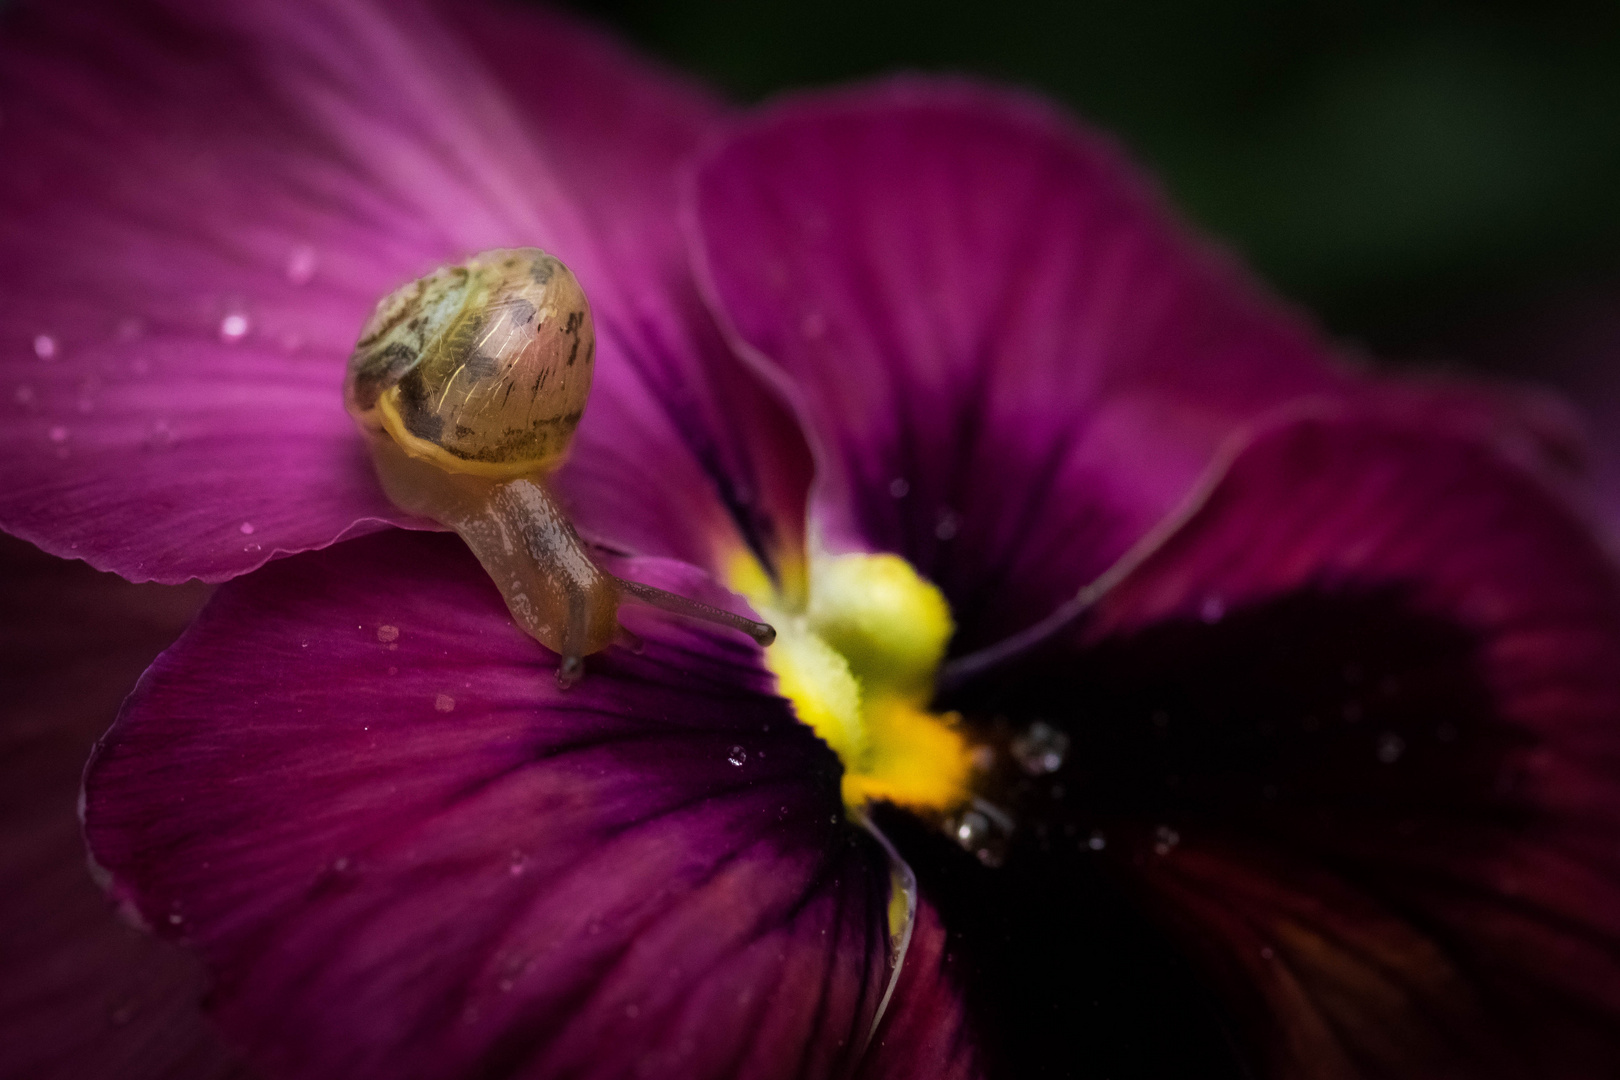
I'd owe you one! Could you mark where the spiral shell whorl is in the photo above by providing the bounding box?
[345,249,595,478]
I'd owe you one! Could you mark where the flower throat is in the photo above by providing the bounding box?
[731,549,979,822]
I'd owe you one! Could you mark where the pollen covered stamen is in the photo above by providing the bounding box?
[733,549,974,815]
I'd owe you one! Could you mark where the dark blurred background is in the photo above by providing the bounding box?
[561,0,1620,384]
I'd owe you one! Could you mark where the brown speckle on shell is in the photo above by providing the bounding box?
[344,249,595,476]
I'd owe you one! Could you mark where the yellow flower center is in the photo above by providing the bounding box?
[731,548,973,815]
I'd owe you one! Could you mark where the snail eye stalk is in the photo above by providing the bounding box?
[344,248,773,687]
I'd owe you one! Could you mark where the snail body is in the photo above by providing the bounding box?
[346,249,773,686]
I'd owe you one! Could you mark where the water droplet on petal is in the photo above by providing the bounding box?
[285,244,318,285]
[934,509,960,541]
[1087,830,1107,851]
[1376,732,1406,764]
[951,800,1014,866]
[508,851,528,877]
[1153,824,1180,855]
[238,521,255,536]
[888,477,910,499]
[14,384,34,407]
[33,334,57,360]
[1260,946,1275,960]
[116,317,145,342]
[1010,720,1070,775]
[376,624,399,643]
[1200,595,1225,624]
[435,693,455,713]
[219,312,251,343]
[727,745,747,766]
[331,856,351,872]
[242,543,262,553]
[47,424,67,443]
[955,812,989,847]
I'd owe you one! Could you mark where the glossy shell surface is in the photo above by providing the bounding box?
[345,248,595,477]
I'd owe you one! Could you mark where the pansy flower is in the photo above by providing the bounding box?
[4,2,1620,1078]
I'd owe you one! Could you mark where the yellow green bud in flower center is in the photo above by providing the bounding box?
[731,548,973,815]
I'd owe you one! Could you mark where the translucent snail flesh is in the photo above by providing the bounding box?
[345,248,774,686]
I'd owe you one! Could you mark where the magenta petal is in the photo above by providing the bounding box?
[1,0,798,584]
[690,79,1344,646]
[0,535,245,1080]
[857,898,981,1080]
[451,1,815,574]
[1059,411,1620,1074]
[85,531,893,1080]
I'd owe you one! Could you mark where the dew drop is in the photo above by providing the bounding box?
[1009,720,1069,775]
[285,244,318,285]
[219,312,251,343]
[167,911,183,926]
[934,509,960,541]
[33,333,57,360]
[508,851,528,877]
[950,802,1013,867]
[332,856,351,872]
[727,745,747,766]
[1199,595,1225,624]
[435,693,456,713]
[1376,732,1406,764]
[238,521,256,536]
[1260,946,1275,961]
[1087,830,1107,851]
[116,317,145,343]
[242,542,262,553]
[14,384,34,407]
[47,424,68,443]
[1153,824,1181,855]
[954,811,990,849]
[376,624,399,643]
[888,477,910,499]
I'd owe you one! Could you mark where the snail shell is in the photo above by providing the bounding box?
[344,248,595,479]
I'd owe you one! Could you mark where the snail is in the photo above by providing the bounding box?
[345,248,775,687]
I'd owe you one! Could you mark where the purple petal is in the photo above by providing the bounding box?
[451,1,815,576]
[1440,281,1620,545]
[0,534,246,1080]
[1,0,808,584]
[857,899,981,1080]
[980,409,1620,1075]
[85,530,893,1080]
[689,79,1344,647]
